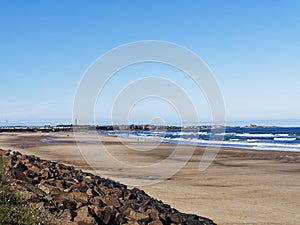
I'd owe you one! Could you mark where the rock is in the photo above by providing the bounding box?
[40,170,51,179]
[55,179,65,189]
[89,205,101,218]
[52,191,73,200]
[129,210,149,221]
[73,183,89,193]
[10,168,29,182]
[17,154,27,161]
[26,169,38,178]
[2,150,217,225]
[74,206,96,224]
[31,176,40,185]
[148,221,164,225]
[127,220,139,225]
[26,183,46,196]
[61,169,71,175]
[29,165,41,174]
[86,188,93,196]
[30,193,42,203]
[166,213,181,223]
[116,212,126,224]
[100,210,111,224]
[89,206,113,224]
[103,195,121,208]
[73,191,89,204]
[56,209,76,223]
[38,183,59,195]
[90,196,105,207]
[62,199,77,210]
[149,209,160,221]
[42,178,57,186]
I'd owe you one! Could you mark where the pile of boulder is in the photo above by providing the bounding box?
[3,150,216,225]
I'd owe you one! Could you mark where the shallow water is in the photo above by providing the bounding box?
[99,127,300,152]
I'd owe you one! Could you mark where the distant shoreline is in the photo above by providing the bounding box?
[0,124,286,133]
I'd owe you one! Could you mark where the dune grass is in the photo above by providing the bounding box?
[0,151,53,225]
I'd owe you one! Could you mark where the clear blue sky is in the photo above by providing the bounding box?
[1,1,300,126]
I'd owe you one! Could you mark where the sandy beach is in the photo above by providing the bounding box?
[0,132,299,225]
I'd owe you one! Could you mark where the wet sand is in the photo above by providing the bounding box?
[0,132,299,225]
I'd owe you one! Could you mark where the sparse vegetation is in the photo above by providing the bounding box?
[0,151,53,225]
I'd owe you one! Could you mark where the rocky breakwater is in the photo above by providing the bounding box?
[3,150,216,225]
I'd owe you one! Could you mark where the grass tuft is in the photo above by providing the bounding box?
[0,151,54,225]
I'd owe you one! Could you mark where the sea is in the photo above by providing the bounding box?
[100,124,300,152]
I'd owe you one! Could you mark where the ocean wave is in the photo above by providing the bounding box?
[246,139,260,142]
[236,133,275,138]
[171,131,208,136]
[276,134,289,137]
[213,132,236,136]
[107,128,300,152]
[159,137,300,152]
[229,138,240,141]
[273,137,296,141]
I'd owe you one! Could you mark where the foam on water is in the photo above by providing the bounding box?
[273,137,297,141]
[101,126,300,152]
[236,133,275,138]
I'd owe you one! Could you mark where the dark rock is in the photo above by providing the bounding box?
[10,168,29,182]
[56,209,76,223]
[166,213,181,223]
[73,183,89,193]
[15,162,27,172]
[90,196,106,207]
[30,193,42,203]
[26,169,38,178]
[2,150,217,225]
[116,212,126,224]
[100,210,111,224]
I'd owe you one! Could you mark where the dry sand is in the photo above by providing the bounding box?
[0,132,299,225]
